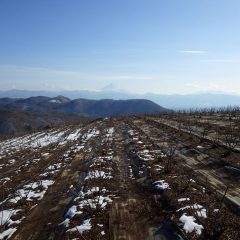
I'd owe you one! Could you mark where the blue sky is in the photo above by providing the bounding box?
[0,0,240,94]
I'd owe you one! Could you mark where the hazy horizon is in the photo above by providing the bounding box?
[1,88,240,97]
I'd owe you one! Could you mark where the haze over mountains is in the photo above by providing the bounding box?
[1,89,240,109]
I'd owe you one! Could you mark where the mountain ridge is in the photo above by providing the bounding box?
[0,96,167,137]
[1,89,240,109]
[0,96,166,117]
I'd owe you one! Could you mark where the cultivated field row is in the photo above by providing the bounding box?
[0,116,240,239]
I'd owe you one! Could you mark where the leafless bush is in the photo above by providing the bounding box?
[223,122,240,152]
[164,143,177,173]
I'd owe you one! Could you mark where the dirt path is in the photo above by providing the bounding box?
[134,119,240,213]
[109,143,149,240]
[109,125,163,240]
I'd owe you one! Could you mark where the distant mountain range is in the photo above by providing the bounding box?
[0,96,165,117]
[1,89,240,109]
[0,96,166,137]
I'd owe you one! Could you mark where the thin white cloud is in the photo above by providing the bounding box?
[180,50,207,54]
[0,65,87,76]
[101,75,155,81]
[185,83,201,89]
[185,82,240,94]
[203,59,240,63]
[0,65,156,81]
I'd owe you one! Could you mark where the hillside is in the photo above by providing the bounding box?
[0,114,240,239]
[0,96,166,117]
[0,96,166,137]
[0,109,84,138]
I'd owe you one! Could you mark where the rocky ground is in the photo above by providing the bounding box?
[0,116,240,240]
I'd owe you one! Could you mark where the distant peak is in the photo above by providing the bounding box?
[51,95,70,103]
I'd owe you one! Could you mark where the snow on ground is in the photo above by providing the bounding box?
[128,129,137,136]
[0,128,83,156]
[8,180,55,203]
[59,129,82,145]
[67,218,92,234]
[0,209,23,239]
[180,214,204,235]
[61,129,116,238]
[0,209,22,226]
[0,177,11,185]
[106,127,114,138]
[30,131,67,148]
[129,165,134,179]
[153,180,170,190]
[85,170,113,180]
[137,149,154,161]
[65,129,81,141]
[0,125,102,239]
[154,164,164,171]
[0,180,55,239]
[75,195,113,210]
[0,130,65,155]
[177,204,207,218]
[0,227,18,240]
[65,205,83,219]
[137,148,166,162]
[178,198,190,202]
[40,163,62,177]
[82,128,100,141]
[8,159,15,165]
[85,187,107,195]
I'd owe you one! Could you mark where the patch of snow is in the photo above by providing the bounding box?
[9,180,55,203]
[59,218,70,227]
[42,153,50,156]
[180,214,203,235]
[0,227,17,239]
[78,195,113,209]
[178,198,190,202]
[65,205,82,219]
[49,99,60,103]
[31,131,67,148]
[67,218,92,234]
[0,177,11,184]
[83,128,100,141]
[85,170,113,180]
[0,130,69,156]
[8,159,16,165]
[196,209,207,218]
[106,127,114,137]
[85,187,107,195]
[0,209,21,226]
[177,204,203,212]
[153,180,170,190]
[65,129,81,141]
[177,204,207,218]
